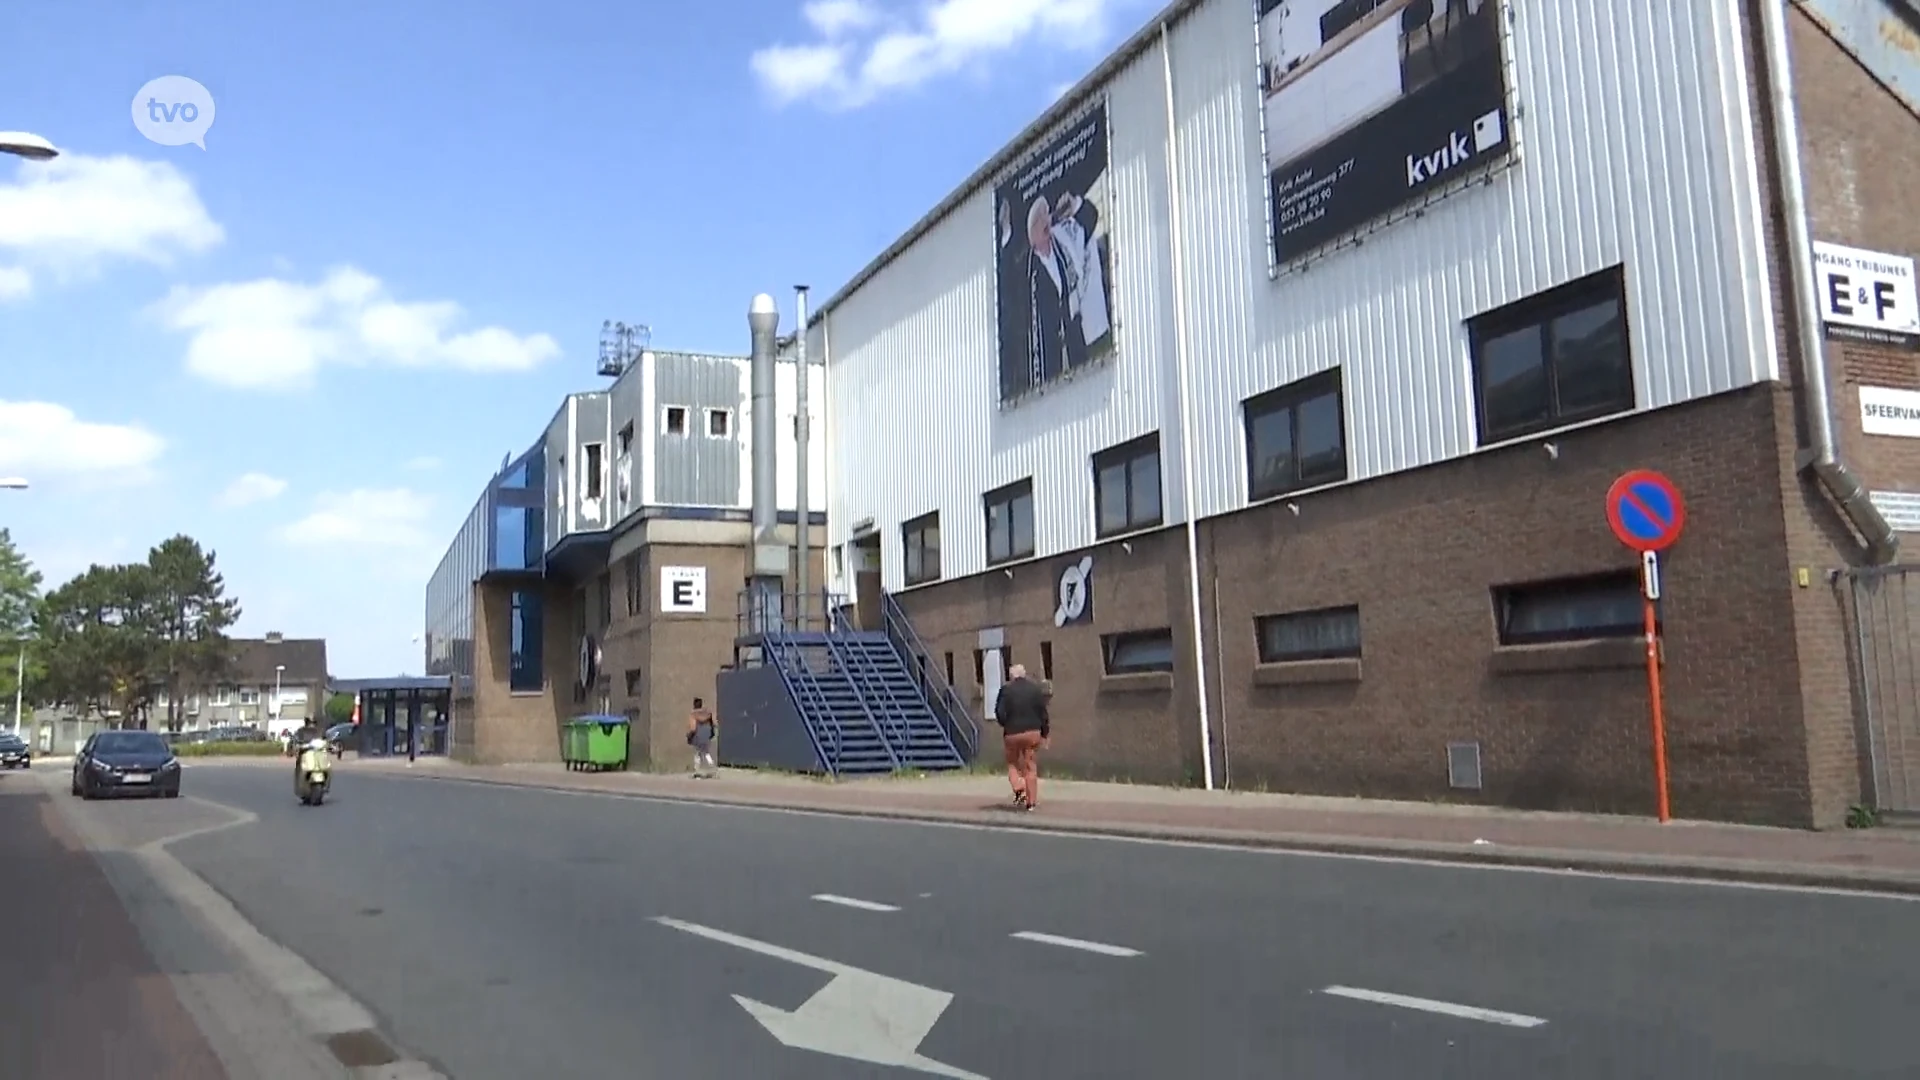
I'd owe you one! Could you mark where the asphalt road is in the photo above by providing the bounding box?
[121,762,1920,1078]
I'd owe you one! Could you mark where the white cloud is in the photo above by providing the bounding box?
[149,266,563,392]
[751,0,1127,109]
[218,471,288,508]
[0,399,165,477]
[0,153,223,295]
[281,488,433,549]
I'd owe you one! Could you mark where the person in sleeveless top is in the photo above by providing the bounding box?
[687,698,718,778]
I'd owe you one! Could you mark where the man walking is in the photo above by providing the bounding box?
[995,664,1049,811]
[687,697,718,778]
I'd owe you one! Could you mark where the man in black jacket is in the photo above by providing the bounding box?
[996,664,1050,811]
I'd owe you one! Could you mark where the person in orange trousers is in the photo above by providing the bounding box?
[994,664,1050,811]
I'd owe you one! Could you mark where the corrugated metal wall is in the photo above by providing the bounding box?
[653,352,744,507]
[824,0,1778,592]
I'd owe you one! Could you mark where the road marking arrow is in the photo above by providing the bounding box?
[654,916,987,1079]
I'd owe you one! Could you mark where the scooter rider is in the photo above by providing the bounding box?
[291,718,324,781]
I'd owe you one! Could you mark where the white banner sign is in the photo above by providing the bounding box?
[1861,385,1920,439]
[1813,241,1920,340]
[660,566,708,614]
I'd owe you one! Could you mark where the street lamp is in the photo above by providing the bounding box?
[0,478,27,490]
[0,132,58,160]
[272,663,285,730]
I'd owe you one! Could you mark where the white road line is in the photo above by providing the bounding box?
[1320,986,1548,1029]
[812,893,901,912]
[1011,931,1142,957]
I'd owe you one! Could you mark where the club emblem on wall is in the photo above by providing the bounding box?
[578,634,601,690]
[1054,555,1094,627]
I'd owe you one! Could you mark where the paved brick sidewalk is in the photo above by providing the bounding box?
[339,756,1920,895]
[0,780,231,1079]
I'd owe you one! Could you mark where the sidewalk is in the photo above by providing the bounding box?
[344,755,1920,896]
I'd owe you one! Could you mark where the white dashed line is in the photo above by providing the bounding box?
[1320,986,1548,1029]
[810,893,901,912]
[1011,931,1142,957]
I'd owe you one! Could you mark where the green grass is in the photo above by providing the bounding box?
[172,740,285,758]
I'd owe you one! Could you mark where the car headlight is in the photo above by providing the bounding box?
[88,758,113,772]
[160,759,180,771]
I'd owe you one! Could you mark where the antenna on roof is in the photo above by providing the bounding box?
[598,320,651,378]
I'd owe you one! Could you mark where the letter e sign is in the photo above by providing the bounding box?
[660,566,708,614]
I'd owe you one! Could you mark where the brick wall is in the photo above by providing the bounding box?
[462,577,568,764]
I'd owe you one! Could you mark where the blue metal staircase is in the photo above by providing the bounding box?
[729,590,972,777]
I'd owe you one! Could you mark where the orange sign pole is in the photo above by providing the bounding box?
[1642,552,1671,823]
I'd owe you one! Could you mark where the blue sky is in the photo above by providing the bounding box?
[0,0,1155,677]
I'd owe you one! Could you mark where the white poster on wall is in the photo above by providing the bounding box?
[1861,385,1920,439]
[660,566,708,614]
[1813,241,1920,347]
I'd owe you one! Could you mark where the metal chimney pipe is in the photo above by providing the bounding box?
[748,295,786,629]
[794,286,812,630]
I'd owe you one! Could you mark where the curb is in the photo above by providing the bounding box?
[406,772,1920,899]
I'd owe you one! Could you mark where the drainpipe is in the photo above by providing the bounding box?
[748,294,786,631]
[1161,21,1217,791]
[795,286,812,630]
[1758,0,1899,564]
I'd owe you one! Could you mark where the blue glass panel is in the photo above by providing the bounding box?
[509,588,544,692]
[493,504,529,570]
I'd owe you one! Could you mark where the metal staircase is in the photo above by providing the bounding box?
[730,590,970,777]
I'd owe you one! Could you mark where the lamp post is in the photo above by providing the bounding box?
[0,133,58,161]
[3,478,27,734]
[273,664,285,734]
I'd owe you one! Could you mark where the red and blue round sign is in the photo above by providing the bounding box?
[1605,469,1686,553]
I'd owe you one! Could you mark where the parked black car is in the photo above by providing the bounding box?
[70,730,182,800]
[0,731,29,769]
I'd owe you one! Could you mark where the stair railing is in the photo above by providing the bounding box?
[879,592,979,761]
[838,638,922,767]
[818,631,904,772]
[764,631,845,776]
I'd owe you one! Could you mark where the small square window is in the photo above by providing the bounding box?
[664,406,688,435]
[1102,628,1174,675]
[1256,605,1361,663]
[706,408,732,437]
[1244,369,1347,502]
[1494,571,1646,645]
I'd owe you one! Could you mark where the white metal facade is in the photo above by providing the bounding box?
[823,0,1780,595]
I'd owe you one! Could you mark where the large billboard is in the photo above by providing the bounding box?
[994,101,1117,404]
[1257,0,1513,266]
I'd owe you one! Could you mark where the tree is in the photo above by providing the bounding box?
[0,529,43,717]
[145,535,241,733]
[324,691,356,726]
[36,563,164,727]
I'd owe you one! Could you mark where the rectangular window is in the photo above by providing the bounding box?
[1092,434,1163,538]
[943,651,955,685]
[595,572,613,630]
[1470,266,1635,445]
[619,422,635,455]
[984,478,1036,566]
[583,443,603,499]
[972,649,985,685]
[1102,628,1174,675]
[624,668,643,697]
[623,553,645,617]
[1494,571,1647,646]
[1040,641,1054,680]
[664,406,688,435]
[706,408,732,437]
[901,511,941,586]
[1256,604,1362,663]
[238,689,260,705]
[509,588,545,692]
[1244,369,1347,501]
[211,688,231,706]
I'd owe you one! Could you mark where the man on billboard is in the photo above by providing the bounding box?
[1024,189,1109,385]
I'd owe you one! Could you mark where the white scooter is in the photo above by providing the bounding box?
[295,737,333,806]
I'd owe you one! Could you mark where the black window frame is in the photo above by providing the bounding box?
[623,552,645,617]
[706,408,732,438]
[1493,570,1649,646]
[663,405,688,436]
[594,571,613,630]
[1255,604,1362,664]
[583,442,604,500]
[984,478,1036,566]
[901,511,942,587]
[1243,368,1348,502]
[1102,628,1175,676]
[1469,265,1636,446]
[1092,433,1164,539]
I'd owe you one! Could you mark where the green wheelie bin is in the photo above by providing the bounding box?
[582,714,631,772]
[561,717,591,771]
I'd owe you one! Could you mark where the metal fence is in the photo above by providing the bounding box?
[1844,565,1920,815]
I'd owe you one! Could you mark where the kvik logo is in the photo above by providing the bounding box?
[1406,109,1506,188]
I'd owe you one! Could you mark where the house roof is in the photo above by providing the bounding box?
[227,636,328,685]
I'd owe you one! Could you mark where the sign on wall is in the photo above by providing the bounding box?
[660,566,708,614]
[1054,555,1095,628]
[1861,385,1920,439]
[993,100,1117,405]
[1256,0,1514,267]
[1813,241,1920,349]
